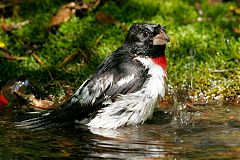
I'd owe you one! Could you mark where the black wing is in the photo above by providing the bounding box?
[82,49,149,105]
[17,47,149,129]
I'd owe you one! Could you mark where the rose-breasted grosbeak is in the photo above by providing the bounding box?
[19,23,170,129]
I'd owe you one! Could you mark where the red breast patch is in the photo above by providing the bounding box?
[151,56,167,71]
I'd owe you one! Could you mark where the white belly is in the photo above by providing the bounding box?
[87,57,166,129]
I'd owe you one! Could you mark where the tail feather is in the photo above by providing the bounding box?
[16,101,82,130]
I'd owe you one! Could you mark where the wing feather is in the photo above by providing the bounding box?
[17,48,149,129]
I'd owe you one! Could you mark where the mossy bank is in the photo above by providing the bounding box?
[0,0,239,105]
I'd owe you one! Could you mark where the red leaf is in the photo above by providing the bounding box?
[0,95,9,108]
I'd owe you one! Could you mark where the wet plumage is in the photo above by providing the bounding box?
[18,23,170,129]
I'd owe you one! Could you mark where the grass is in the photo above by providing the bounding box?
[0,0,239,104]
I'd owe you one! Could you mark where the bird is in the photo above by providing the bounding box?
[18,23,170,129]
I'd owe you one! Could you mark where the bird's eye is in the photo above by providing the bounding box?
[143,31,149,37]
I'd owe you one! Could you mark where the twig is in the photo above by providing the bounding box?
[0,50,26,61]
[59,51,79,68]
[0,0,32,9]
[32,52,53,81]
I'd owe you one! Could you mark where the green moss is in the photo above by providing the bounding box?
[0,0,239,101]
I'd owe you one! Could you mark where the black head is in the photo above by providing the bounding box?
[124,23,170,57]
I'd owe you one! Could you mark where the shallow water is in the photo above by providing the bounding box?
[0,105,239,159]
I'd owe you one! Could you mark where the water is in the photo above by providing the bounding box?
[0,105,239,159]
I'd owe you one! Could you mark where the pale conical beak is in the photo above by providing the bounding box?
[153,30,170,45]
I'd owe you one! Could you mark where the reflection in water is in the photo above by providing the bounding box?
[88,125,180,159]
[0,105,239,159]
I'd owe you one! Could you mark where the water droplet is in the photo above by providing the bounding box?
[226,39,230,44]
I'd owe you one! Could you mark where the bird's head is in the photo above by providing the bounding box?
[124,23,170,58]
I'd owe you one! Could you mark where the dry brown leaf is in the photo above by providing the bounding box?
[233,28,240,34]
[48,0,101,29]
[75,0,100,12]
[95,11,128,32]
[96,11,119,25]
[14,91,56,110]
[1,16,29,32]
[48,2,76,29]
[29,95,55,109]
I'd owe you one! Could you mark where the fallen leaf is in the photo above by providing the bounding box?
[96,11,119,25]
[233,28,240,34]
[0,95,9,108]
[159,98,173,109]
[1,78,68,111]
[1,16,29,32]
[14,91,55,110]
[95,11,128,31]
[48,2,76,29]
[30,95,55,109]
[48,0,101,29]
[75,0,100,12]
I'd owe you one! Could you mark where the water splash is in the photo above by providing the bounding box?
[11,79,29,93]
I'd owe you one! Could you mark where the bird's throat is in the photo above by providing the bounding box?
[151,55,167,72]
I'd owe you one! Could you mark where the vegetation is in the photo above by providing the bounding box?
[0,0,239,107]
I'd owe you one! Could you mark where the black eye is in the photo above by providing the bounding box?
[143,31,149,37]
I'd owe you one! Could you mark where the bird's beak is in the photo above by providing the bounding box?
[153,29,170,45]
